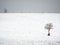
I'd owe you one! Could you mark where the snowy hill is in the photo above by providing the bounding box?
[0,13,60,45]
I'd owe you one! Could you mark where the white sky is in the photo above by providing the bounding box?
[0,13,60,41]
[0,0,60,13]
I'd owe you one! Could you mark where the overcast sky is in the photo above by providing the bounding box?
[0,13,60,41]
[0,0,60,13]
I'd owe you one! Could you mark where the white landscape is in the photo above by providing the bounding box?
[0,13,60,45]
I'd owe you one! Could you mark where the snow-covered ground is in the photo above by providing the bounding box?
[0,13,60,45]
[0,38,60,45]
